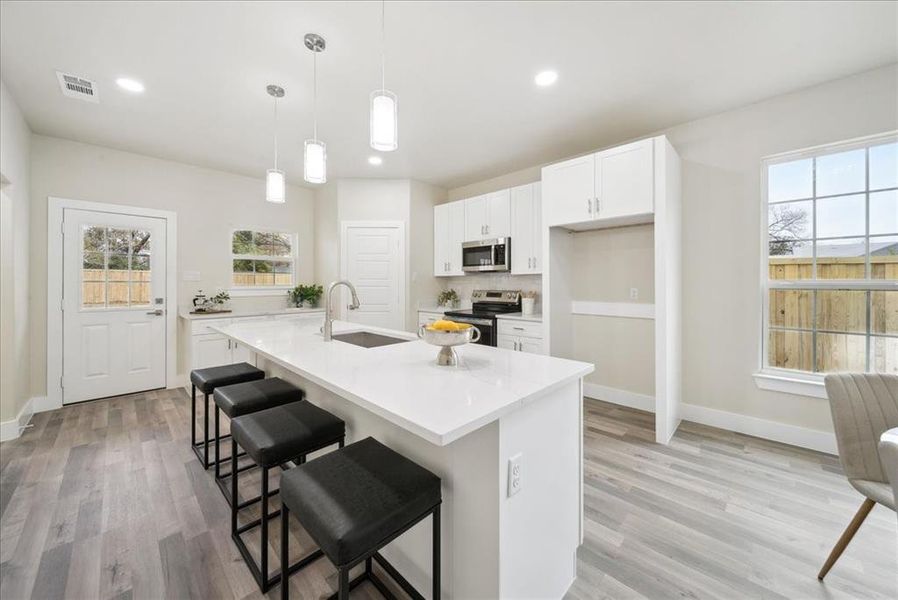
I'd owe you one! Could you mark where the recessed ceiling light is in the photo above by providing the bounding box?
[368,156,383,166]
[534,70,558,87]
[115,77,145,93]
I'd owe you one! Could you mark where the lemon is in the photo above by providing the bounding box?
[431,319,458,331]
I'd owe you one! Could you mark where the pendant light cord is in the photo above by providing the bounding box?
[381,0,386,92]
[313,51,318,141]
[273,96,279,169]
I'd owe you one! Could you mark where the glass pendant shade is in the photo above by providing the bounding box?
[370,90,398,151]
[265,169,285,203]
[304,139,327,184]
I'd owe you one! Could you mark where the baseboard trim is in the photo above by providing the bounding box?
[32,395,60,413]
[583,383,837,455]
[583,383,655,412]
[679,403,837,455]
[0,396,37,442]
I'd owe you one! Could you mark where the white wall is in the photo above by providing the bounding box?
[316,178,445,331]
[29,135,316,394]
[448,64,898,434]
[0,79,32,423]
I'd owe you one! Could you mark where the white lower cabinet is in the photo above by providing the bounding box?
[497,318,545,355]
[185,312,324,382]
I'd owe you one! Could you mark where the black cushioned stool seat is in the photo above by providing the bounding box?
[189,362,264,469]
[211,378,304,503]
[279,437,442,600]
[229,401,345,593]
[231,401,346,468]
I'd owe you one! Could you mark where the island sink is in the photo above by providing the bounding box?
[331,330,411,348]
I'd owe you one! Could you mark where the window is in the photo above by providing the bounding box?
[763,134,897,380]
[81,226,151,308]
[231,230,296,289]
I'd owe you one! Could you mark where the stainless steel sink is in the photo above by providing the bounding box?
[331,331,411,348]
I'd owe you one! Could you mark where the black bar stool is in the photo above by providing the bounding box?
[278,437,441,600]
[230,400,346,592]
[189,362,264,468]
[212,377,305,503]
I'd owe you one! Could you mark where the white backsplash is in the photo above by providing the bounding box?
[437,273,542,310]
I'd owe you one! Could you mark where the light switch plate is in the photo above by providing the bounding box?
[182,271,201,282]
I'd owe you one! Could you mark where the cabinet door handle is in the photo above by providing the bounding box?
[532,256,537,269]
[587,199,592,215]
[527,257,531,269]
[594,198,600,214]
[227,339,231,350]
[513,326,525,331]
[514,340,519,351]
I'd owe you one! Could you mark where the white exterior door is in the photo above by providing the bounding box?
[62,209,167,403]
[342,224,404,330]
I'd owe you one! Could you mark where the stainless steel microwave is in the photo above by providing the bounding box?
[462,238,510,272]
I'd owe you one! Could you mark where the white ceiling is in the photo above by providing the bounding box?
[1,1,896,190]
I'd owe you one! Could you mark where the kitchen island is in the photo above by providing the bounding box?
[212,317,593,599]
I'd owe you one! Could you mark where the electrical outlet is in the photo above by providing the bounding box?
[507,453,522,497]
[629,287,639,300]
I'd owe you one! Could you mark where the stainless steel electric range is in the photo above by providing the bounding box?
[443,289,521,347]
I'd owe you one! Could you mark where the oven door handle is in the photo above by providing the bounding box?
[449,317,493,326]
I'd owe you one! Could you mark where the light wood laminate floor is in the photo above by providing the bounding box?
[0,390,895,599]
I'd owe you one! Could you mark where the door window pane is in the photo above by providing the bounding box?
[132,230,151,255]
[130,282,151,306]
[816,333,866,372]
[871,236,898,280]
[108,229,131,254]
[816,194,865,238]
[816,149,865,196]
[768,159,812,202]
[107,282,130,307]
[82,282,106,308]
[870,190,898,235]
[83,252,105,273]
[816,290,866,333]
[82,226,107,252]
[816,238,867,279]
[869,142,898,191]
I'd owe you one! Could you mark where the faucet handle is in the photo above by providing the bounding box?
[347,304,359,311]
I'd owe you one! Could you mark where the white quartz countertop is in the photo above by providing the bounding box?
[179,307,324,320]
[496,312,542,322]
[211,319,592,446]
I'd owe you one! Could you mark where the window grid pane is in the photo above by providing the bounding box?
[231,231,295,288]
[765,137,898,375]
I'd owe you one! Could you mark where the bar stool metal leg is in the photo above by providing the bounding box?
[338,567,349,600]
[433,505,441,600]
[280,503,290,600]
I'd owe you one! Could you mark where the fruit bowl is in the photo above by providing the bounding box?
[418,322,481,366]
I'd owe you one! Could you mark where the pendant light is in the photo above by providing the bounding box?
[303,33,327,184]
[370,0,397,151]
[265,84,286,203]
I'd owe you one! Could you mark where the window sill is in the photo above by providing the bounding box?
[752,370,827,399]
[229,287,291,298]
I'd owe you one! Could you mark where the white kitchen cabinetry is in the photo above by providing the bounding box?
[510,182,542,274]
[184,312,324,388]
[543,138,654,228]
[464,190,510,241]
[434,201,466,276]
[497,318,545,355]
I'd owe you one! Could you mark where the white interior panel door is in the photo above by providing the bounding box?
[62,209,167,403]
[343,224,403,330]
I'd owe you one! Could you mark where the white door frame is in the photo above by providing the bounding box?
[339,220,407,329]
[47,196,178,410]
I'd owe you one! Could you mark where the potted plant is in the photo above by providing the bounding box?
[289,284,324,308]
[210,289,230,312]
[437,289,460,308]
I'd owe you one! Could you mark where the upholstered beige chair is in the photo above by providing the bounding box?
[879,427,898,526]
[819,373,898,580]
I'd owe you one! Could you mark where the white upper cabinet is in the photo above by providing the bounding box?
[543,138,655,228]
[594,139,654,220]
[511,182,542,274]
[465,195,487,240]
[542,154,595,227]
[464,190,510,240]
[434,200,466,277]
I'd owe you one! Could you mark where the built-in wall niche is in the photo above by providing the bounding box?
[542,135,681,444]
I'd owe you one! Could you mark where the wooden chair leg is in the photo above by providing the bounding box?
[818,497,876,580]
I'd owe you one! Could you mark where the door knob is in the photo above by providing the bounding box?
[146,309,163,316]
